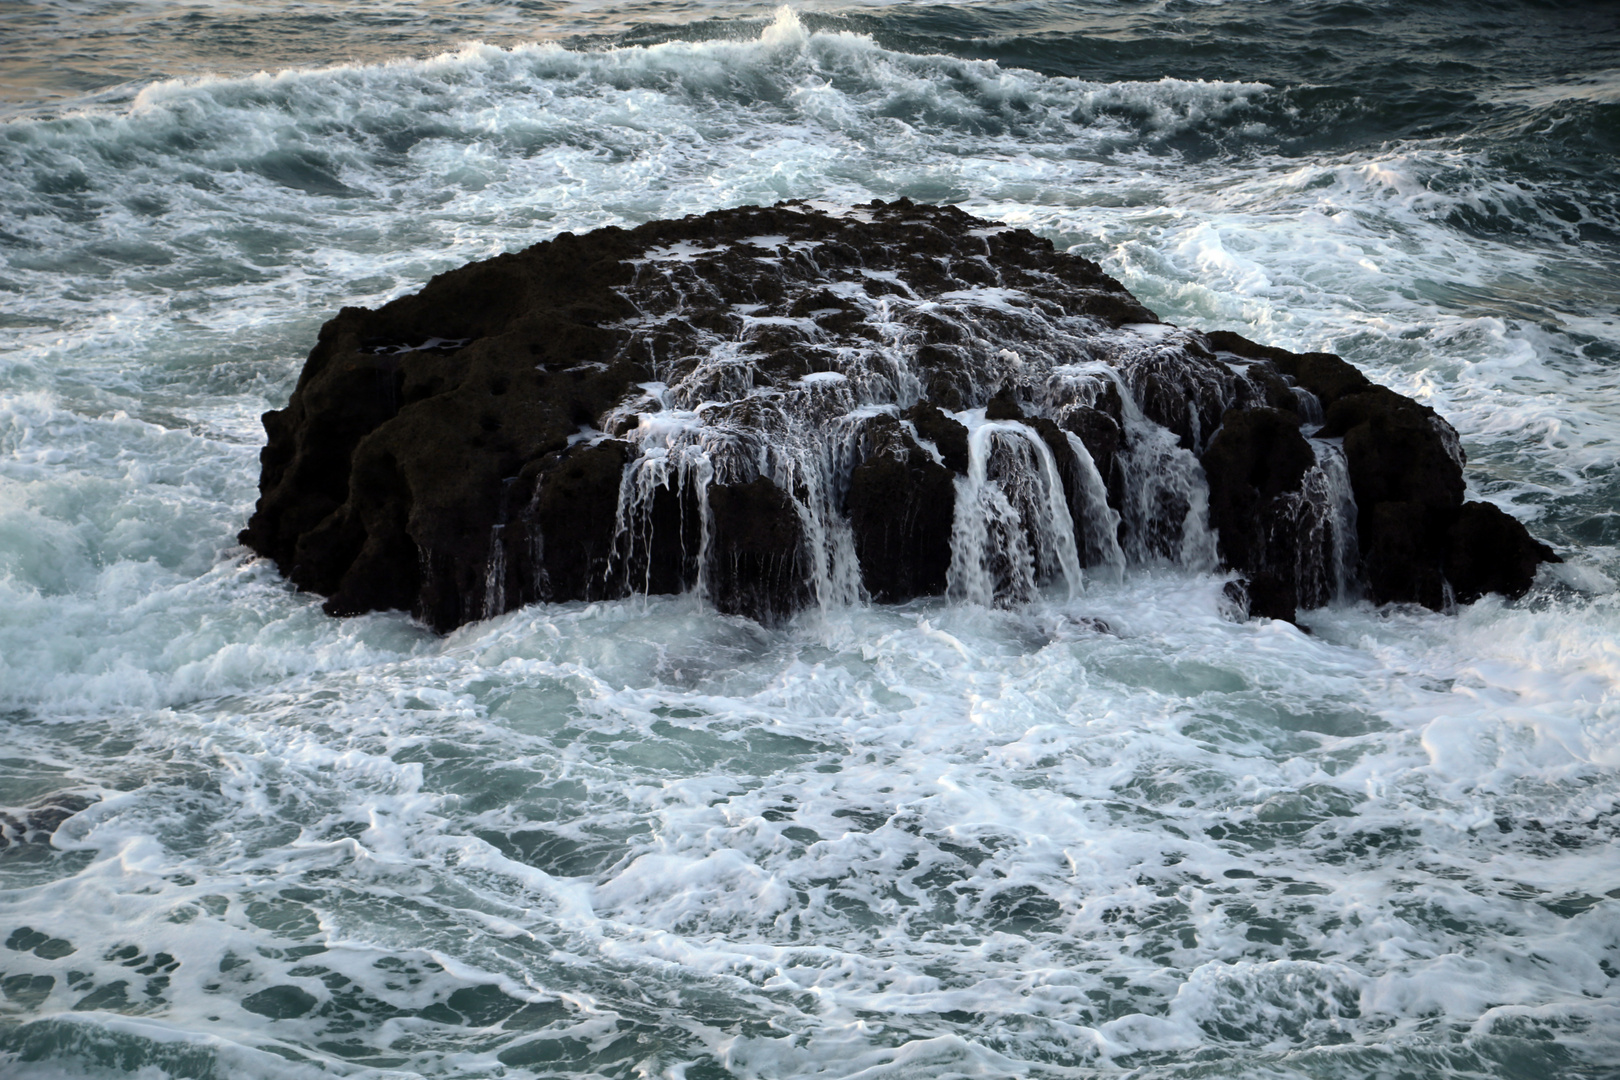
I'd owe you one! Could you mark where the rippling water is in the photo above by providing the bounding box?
[2,3,1619,1077]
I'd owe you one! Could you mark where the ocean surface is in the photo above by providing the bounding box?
[3,2,1620,1077]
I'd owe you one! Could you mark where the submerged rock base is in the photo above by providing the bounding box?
[241,200,1557,630]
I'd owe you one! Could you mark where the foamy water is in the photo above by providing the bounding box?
[2,5,1618,1077]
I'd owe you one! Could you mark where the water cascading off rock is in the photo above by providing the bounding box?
[240,200,1558,629]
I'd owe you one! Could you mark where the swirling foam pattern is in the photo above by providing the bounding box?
[2,4,1618,1077]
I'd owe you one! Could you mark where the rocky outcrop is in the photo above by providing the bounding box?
[1202,331,1557,615]
[241,200,1557,630]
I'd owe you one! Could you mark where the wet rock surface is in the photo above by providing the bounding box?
[241,200,1558,629]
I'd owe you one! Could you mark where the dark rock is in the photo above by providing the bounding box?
[984,385,1026,421]
[903,401,970,474]
[1322,386,1467,606]
[1446,501,1561,604]
[242,226,645,630]
[1247,572,1301,625]
[1204,329,1556,611]
[705,477,812,624]
[1200,407,1317,622]
[1204,330,1371,409]
[242,200,1559,629]
[1362,501,1453,610]
[847,416,957,601]
[521,440,637,604]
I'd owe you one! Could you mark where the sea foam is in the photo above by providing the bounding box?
[2,7,1617,1078]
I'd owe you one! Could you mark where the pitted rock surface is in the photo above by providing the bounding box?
[241,199,1557,629]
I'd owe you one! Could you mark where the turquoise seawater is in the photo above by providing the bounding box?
[2,3,1619,1077]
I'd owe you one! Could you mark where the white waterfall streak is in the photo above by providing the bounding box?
[1065,431,1127,580]
[947,418,1084,606]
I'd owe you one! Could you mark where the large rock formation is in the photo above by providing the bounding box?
[240,200,1557,630]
